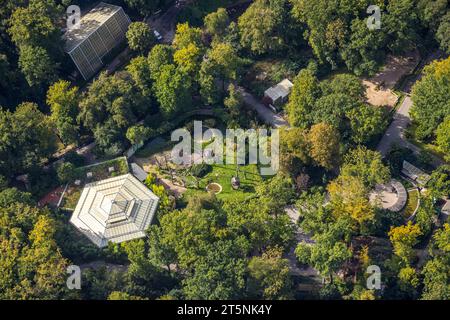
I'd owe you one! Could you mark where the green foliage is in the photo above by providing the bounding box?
[340,146,390,190]
[226,196,295,254]
[7,0,62,88]
[287,70,382,147]
[173,23,203,50]
[200,42,243,104]
[47,80,80,146]
[224,83,243,125]
[127,56,153,98]
[238,0,290,55]
[421,223,450,300]
[341,18,387,76]
[428,165,450,198]
[436,12,450,53]
[18,45,57,88]
[256,174,296,216]
[0,102,56,177]
[279,127,310,173]
[324,147,389,233]
[247,247,293,299]
[149,183,172,213]
[126,125,151,145]
[148,44,174,80]
[347,104,386,144]
[0,188,33,207]
[204,8,230,39]
[126,22,155,54]
[398,266,420,297]
[79,72,149,155]
[421,257,450,300]
[80,268,126,300]
[308,122,341,170]
[436,115,450,161]
[388,221,422,264]
[174,42,203,78]
[182,239,247,299]
[191,163,212,178]
[8,0,61,47]
[415,197,436,238]
[290,0,421,72]
[56,162,77,184]
[0,202,70,299]
[124,0,161,16]
[108,291,147,300]
[385,0,420,53]
[286,69,321,128]
[295,219,353,282]
[411,57,450,140]
[385,145,414,176]
[153,64,192,117]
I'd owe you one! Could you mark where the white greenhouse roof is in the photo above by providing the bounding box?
[70,174,159,248]
[402,160,431,186]
[264,79,294,101]
[64,2,122,53]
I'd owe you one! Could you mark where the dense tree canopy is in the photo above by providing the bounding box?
[0,0,448,302]
[421,223,450,300]
[204,8,230,39]
[126,22,155,54]
[18,45,57,88]
[0,102,56,177]
[248,247,293,300]
[46,80,80,146]
[287,70,387,148]
[78,72,149,155]
[411,57,450,140]
[0,201,69,299]
[153,64,193,117]
[238,0,293,55]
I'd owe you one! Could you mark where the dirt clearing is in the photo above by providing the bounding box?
[364,51,420,107]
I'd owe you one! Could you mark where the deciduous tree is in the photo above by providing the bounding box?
[126,22,155,54]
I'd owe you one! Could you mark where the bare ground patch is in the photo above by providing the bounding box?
[364,51,420,107]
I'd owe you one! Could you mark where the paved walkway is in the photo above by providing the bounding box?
[376,96,418,157]
[376,50,447,168]
[284,205,318,277]
[145,4,181,44]
[376,96,444,168]
[239,87,290,128]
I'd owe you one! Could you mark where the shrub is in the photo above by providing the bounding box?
[64,150,85,167]
[191,163,212,178]
[57,162,78,184]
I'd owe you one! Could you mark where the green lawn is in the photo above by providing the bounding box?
[402,189,419,219]
[183,163,263,202]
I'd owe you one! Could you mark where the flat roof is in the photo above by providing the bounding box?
[64,2,122,53]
